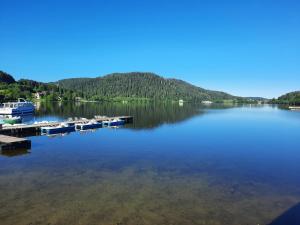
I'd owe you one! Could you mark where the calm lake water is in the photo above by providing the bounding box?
[0,102,300,225]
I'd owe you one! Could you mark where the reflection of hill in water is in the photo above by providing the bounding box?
[35,102,232,129]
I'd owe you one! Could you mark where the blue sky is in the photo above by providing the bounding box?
[0,0,299,98]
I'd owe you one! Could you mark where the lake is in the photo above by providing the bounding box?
[0,102,300,225]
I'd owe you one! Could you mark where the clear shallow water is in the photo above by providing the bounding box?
[0,102,300,225]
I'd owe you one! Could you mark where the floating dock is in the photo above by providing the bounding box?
[0,116,133,136]
[0,134,31,151]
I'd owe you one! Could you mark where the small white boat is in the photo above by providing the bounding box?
[102,118,125,127]
[0,98,35,115]
[41,122,75,135]
[75,120,102,130]
[289,106,300,111]
[202,100,213,104]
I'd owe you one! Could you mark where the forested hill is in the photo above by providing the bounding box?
[0,71,16,84]
[270,91,300,105]
[0,70,79,102]
[57,72,238,102]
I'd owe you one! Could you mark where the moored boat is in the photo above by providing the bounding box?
[102,118,125,127]
[41,122,75,135]
[289,106,300,111]
[75,120,102,130]
[0,98,35,115]
[2,116,22,125]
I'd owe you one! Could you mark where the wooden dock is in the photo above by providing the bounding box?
[0,134,31,151]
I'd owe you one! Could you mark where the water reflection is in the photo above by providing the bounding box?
[20,114,34,123]
[34,101,237,129]
[0,103,299,225]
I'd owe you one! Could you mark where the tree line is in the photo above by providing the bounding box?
[58,72,238,102]
[270,91,300,105]
[0,71,80,102]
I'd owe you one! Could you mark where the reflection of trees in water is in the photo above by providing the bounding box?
[35,102,218,129]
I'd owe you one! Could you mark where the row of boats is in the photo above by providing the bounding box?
[40,118,125,135]
[0,99,128,135]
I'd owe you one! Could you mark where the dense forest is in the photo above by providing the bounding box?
[58,72,247,102]
[270,91,300,105]
[1,70,266,103]
[0,71,79,102]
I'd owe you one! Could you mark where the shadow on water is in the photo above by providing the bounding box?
[0,148,31,157]
[35,101,237,130]
[268,203,300,225]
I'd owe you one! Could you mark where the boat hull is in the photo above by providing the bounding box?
[76,123,102,130]
[0,107,35,115]
[103,120,125,127]
[41,126,75,135]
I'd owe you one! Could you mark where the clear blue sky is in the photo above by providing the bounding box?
[1,0,299,98]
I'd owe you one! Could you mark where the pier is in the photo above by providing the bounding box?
[0,116,133,136]
[0,134,31,151]
[0,115,133,151]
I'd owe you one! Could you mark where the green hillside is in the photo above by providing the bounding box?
[0,71,264,103]
[0,71,79,102]
[0,71,16,84]
[270,91,300,105]
[58,72,238,102]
